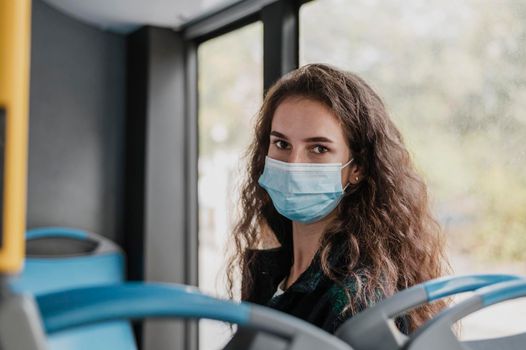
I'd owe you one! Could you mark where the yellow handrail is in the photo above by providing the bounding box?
[0,0,31,274]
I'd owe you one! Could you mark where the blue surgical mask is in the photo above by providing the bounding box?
[258,156,354,224]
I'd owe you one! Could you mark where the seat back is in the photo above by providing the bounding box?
[464,333,526,350]
[335,274,522,350]
[406,279,526,350]
[11,227,137,350]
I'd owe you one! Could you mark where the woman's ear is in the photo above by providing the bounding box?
[348,164,363,185]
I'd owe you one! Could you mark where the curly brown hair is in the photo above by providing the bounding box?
[226,63,450,332]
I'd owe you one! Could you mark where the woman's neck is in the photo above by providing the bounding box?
[286,212,336,288]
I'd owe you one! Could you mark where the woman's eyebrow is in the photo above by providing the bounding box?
[270,131,289,139]
[270,131,334,143]
[304,136,334,143]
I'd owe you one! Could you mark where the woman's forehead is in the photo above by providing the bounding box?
[271,97,346,141]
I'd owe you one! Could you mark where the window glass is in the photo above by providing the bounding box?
[301,0,526,339]
[198,21,263,350]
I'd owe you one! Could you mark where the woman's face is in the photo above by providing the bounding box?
[268,96,361,186]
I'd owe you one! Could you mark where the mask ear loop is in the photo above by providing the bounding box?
[340,158,354,169]
[341,158,354,193]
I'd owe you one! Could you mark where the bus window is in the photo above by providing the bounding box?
[198,21,263,350]
[301,0,526,340]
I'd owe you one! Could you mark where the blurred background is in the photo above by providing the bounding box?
[25,0,526,349]
[197,0,526,348]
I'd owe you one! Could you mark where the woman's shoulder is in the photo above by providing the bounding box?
[313,272,367,332]
[324,272,410,335]
[327,270,374,302]
[243,246,292,305]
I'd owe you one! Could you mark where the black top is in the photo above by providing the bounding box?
[242,244,410,335]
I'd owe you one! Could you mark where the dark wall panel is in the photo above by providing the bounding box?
[28,0,126,243]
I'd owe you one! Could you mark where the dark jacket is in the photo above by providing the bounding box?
[242,244,409,335]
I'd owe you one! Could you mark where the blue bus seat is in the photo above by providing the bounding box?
[406,278,526,350]
[10,227,137,350]
[335,274,523,350]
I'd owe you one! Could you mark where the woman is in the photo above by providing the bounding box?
[226,63,450,336]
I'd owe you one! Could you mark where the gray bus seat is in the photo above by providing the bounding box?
[406,278,526,350]
[335,274,522,350]
[36,283,353,350]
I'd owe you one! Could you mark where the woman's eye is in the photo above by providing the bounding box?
[312,145,329,154]
[273,140,290,150]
